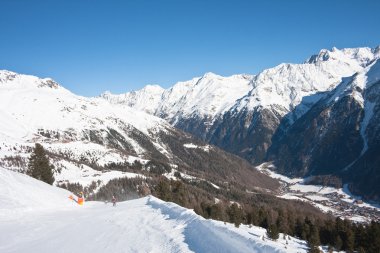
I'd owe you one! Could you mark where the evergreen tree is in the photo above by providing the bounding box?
[343,226,355,253]
[266,224,279,240]
[295,218,304,238]
[154,179,172,201]
[276,210,289,234]
[227,203,243,227]
[367,221,380,253]
[27,143,55,185]
[307,225,321,253]
[334,235,343,251]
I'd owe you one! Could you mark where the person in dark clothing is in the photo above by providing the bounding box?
[112,195,116,206]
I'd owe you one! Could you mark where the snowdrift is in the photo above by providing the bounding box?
[0,168,77,217]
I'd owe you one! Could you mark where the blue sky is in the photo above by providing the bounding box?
[1,0,379,96]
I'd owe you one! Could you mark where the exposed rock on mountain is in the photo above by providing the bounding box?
[101,46,380,200]
[268,60,380,200]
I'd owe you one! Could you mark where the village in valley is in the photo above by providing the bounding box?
[257,163,380,223]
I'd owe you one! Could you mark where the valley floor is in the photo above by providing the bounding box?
[257,163,380,222]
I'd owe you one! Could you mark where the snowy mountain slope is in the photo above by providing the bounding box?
[0,69,279,194]
[0,70,168,139]
[101,84,165,114]
[102,46,378,121]
[102,72,254,122]
[101,46,380,165]
[306,46,380,67]
[0,69,170,187]
[0,167,76,217]
[267,59,380,200]
[100,46,380,201]
[0,168,314,253]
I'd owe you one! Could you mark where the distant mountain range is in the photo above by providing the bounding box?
[101,46,380,201]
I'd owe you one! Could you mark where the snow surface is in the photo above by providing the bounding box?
[54,160,144,189]
[101,84,165,114]
[0,168,77,217]
[0,70,170,140]
[0,168,317,253]
[103,73,254,121]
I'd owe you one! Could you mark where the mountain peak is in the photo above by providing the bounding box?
[202,72,221,79]
[0,69,61,90]
[0,70,18,83]
[306,46,380,68]
[141,84,165,92]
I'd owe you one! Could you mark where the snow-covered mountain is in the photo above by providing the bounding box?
[102,72,254,123]
[101,46,380,200]
[268,58,380,200]
[101,47,379,162]
[101,84,165,114]
[102,47,379,119]
[0,69,278,194]
[0,168,314,253]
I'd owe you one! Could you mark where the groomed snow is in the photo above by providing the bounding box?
[0,168,316,253]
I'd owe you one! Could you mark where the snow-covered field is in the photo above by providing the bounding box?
[0,167,320,253]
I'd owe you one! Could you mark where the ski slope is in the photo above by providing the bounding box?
[0,168,313,253]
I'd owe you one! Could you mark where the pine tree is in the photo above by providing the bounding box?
[227,203,243,227]
[266,224,279,240]
[154,179,172,201]
[343,226,355,253]
[27,143,55,185]
[334,235,343,251]
[276,210,289,234]
[307,225,321,253]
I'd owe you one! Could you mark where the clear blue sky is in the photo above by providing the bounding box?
[1,0,379,96]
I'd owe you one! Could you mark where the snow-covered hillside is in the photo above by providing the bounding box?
[0,70,170,140]
[267,58,380,201]
[100,46,380,166]
[0,168,316,253]
[0,70,173,187]
[0,69,278,195]
[102,72,254,123]
[99,45,380,203]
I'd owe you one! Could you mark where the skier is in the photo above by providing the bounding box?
[112,195,116,207]
[77,192,84,206]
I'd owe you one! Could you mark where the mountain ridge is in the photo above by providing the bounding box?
[99,45,380,200]
[0,69,279,197]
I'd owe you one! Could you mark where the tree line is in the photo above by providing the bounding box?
[26,143,380,253]
[153,178,380,253]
